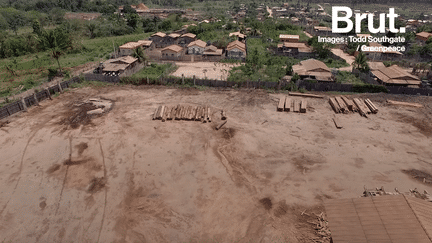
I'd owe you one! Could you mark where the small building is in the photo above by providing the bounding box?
[161,45,184,59]
[149,32,167,48]
[371,65,421,87]
[204,45,223,55]
[138,40,154,50]
[416,31,432,45]
[187,40,207,55]
[100,56,138,76]
[277,42,312,57]
[313,26,332,36]
[229,31,246,41]
[166,33,181,46]
[178,33,197,47]
[279,34,300,43]
[119,42,145,56]
[226,40,247,60]
[360,42,403,61]
[292,59,333,82]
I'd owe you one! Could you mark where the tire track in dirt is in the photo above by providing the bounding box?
[55,137,72,216]
[0,129,40,216]
[97,139,108,243]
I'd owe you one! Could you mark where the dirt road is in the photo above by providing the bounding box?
[1,86,432,242]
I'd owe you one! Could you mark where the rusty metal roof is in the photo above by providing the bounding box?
[325,194,432,243]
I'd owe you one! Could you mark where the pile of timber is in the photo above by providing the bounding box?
[277,96,307,113]
[329,96,378,117]
[153,105,211,122]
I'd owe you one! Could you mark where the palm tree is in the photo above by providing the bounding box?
[132,47,148,64]
[352,51,370,73]
[38,28,71,75]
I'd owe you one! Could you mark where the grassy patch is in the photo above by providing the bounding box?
[131,63,177,79]
[335,71,364,85]
[320,58,350,69]
[0,32,151,98]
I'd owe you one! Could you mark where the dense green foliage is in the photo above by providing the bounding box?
[335,71,364,85]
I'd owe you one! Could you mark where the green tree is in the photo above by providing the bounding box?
[126,13,139,29]
[132,47,147,63]
[38,28,71,74]
[0,8,27,35]
[86,21,97,39]
[32,20,43,36]
[352,51,370,73]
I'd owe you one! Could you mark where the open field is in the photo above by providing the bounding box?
[1,86,432,242]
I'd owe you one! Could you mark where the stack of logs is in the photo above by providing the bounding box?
[153,105,211,123]
[277,96,307,113]
[329,96,378,117]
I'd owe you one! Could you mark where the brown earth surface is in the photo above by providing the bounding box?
[1,86,432,242]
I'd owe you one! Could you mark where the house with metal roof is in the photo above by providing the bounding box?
[416,32,432,45]
[279,34,300,43]
[187,40,207,55]
[178,33,197,47]
[99,56,138,76]
[149,32,167,48]
[277,42,312,57]
[325,194,432,243]
[292,59,334,82]
[118,40,154,56]
[161,45,184,60]
[371,65,421,87]
[226,40,246,60]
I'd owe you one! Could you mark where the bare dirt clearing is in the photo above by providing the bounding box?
[171,61,239,81]
[1,86,432,242]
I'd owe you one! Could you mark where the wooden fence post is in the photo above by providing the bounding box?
[46,88,52,100]
[5,106,10,116]
[33,92,39,106]
[182,74,185,85]
[58,82,63,93]
[193,75,196,86]
[21,97,27,112]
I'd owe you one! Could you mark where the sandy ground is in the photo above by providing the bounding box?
[171,62,239,81]
[1,86,432,242]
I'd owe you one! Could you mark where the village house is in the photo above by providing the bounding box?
[226,40,246,60]
[178,33,196,47]
[203,45,223,56]
[279,34,300,43]
[149,32,167,48]
[277,42,313,58]
[118,42,143,57]
[229,31,246,42]
[161,45,184,60]
[371,65,421,87]
[166,33,181,46]
[187,40,207,55]
[360,42,403,61]
[416,31,432,45]
[99,56,138,76]
[138,40,154,50]
[312,26,332,36]
[292,59,334,82]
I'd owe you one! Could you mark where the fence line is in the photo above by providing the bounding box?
[1,74,431,121]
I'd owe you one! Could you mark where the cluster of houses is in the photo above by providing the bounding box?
[115,31,247,61]
[277,34,313,58]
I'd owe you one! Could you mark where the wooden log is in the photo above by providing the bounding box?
[189,106,195,120]
[152,107,158,120]
[277,97,285,112]
[190,106,197,120]
[289,92,324,99]
[215,120,227,130]
[329,98,340,113]
[175,105,182,120]
[155,105,162,120]
[200,107,205,120]
[168,106,175,120]
[221,110,227,120]
[300,100,307,113]
[341,96,355,111]
[353,98,368,117]
[284,97,291,112]
[335,97,348,114]
[360,99,372,114]
[158,106,165,120]
[195,106,201,121]
[207,107,211,122]
[332,115,343,129]
[161,106,168,122]
[365,99,378,114]
[182,106,189,120]
[174,105,181,120]
[386,100,423,108]
[293,100,300,112]
[202,106,208,123]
